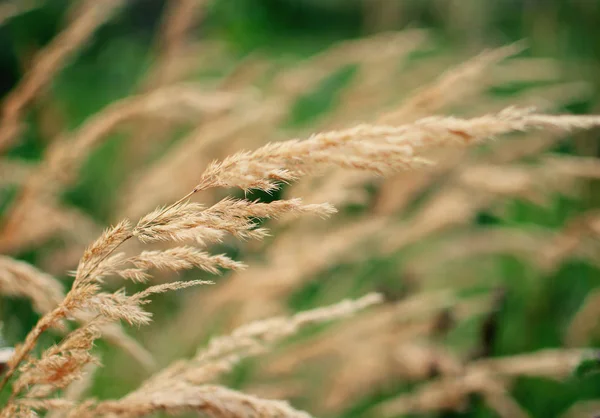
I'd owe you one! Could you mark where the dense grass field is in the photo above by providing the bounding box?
[1,1,600,417]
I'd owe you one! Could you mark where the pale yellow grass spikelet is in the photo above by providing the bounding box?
[73,295,380,418]
[13,322,101,397]
[81,291,153,327]
[193,125,429,192]
[133,198,335,243]
[0,257,152,370]
[46,363,97,418]
[0,86,242,254]
[80,319,155,372]
[209,197,337,220]
[256,291,491,411]
[120,99,280,219]
[75,220,133,285]
[3,299,92,390]
[133,201,206,243]
[9,279,211,408]
[144,293,382,388]
[201,292,382,360]
[77,384,312,418]
[193,108,600,194]
[2,186,337,396]
[119,247,246,281]
[131,280,214,302]
[83,281,212,327]
[158,218,389,353]
[3,213,212,391]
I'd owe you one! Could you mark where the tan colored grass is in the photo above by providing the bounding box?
[2,24,600,418]
[378,349,593,417]
[255,291,491,411]
[70,294,380,418]
[0,2,38,27]
[119,30,426,219]
[150,293,382,388]
[380,42,525,124]
[45,363,97,418]
[0,165,338,412]
[119,98,280,219]
[151,217,388,357]
[148,0,205,89]
[151,108,600,363]
[0,159,33,186]
[127,0,207,162]
[0,256,64,314]
[0,256,154,371]
[74,384,313,418]
[0,0,124,152]
[0,86,242,253]
[193,107,600,193]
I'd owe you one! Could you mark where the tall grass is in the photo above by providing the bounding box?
[1,2,600,417]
